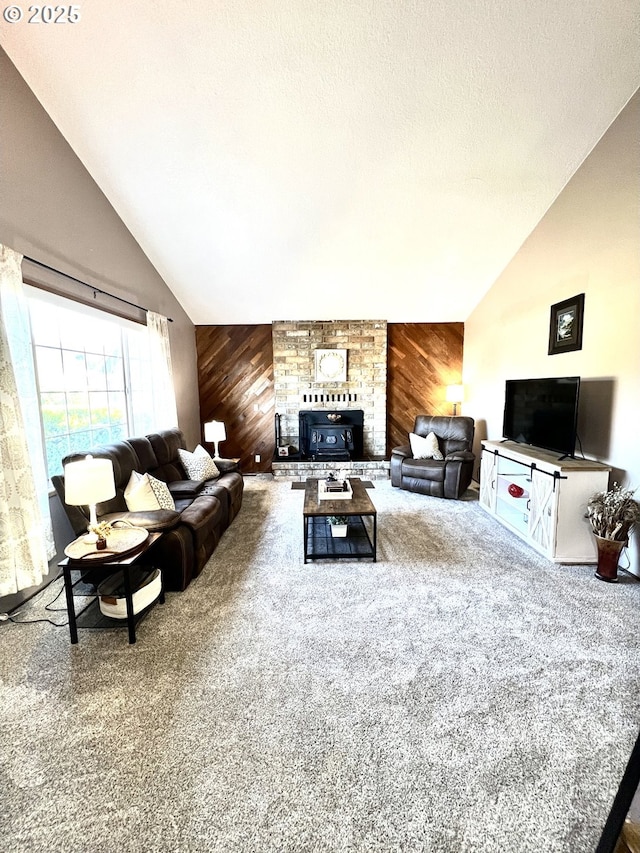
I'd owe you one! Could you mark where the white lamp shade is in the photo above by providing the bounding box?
[446,384,464,404]
[204,421,226,443]
[64,455,116,506]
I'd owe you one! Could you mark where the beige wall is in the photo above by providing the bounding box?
[0,48,201,446]
[464,90,640,575]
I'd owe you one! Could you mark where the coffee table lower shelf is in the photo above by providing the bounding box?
[304,516,376,562]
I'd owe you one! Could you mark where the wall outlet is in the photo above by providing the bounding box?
[255,454,261,463]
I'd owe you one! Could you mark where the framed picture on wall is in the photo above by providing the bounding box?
[314,348,347,382]
[548,293,585,355]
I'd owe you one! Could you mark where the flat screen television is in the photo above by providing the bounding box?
[502,376,580,458]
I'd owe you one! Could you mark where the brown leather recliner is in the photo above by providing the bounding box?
[391,415,475,499]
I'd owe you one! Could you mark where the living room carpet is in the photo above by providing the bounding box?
[1,478,639,852]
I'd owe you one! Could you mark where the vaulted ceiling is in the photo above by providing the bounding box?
[2,1,639,324]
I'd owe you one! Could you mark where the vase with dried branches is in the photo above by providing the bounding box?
[586,484,639,582]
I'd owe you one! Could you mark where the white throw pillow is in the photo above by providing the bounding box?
[178,445,220,481]
[124,471,175,511]
[409,431,444,460]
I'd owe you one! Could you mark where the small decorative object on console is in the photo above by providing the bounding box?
[508,483,525,498]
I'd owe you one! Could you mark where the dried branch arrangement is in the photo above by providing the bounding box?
[587,483,640,541]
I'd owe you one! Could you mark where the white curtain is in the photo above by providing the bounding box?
[146,311,178,431]
[0,245,55,596]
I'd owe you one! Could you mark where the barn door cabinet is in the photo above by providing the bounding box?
[479,440,610,564]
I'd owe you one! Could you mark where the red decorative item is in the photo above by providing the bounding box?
[508,483,524,498]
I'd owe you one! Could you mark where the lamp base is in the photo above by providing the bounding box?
[85,503,99,543]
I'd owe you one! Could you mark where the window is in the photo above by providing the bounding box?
[27,287,155,478]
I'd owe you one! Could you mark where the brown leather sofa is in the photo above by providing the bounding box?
[391,415,475,499]
[52,428,243,591]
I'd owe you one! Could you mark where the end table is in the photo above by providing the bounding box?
[59,530,163,645]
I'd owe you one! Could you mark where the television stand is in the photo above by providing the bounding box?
[479,440,610,564]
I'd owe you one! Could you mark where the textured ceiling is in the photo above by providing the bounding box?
[1,1,639,324]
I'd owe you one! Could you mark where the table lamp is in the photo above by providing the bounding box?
[446,384,464,416]
[64,454,116,542]
[204,420,226,459]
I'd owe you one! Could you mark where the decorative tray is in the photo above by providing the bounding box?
[64,526,149,563]
[318,479,353,501]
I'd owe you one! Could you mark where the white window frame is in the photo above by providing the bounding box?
[26,286,153,479]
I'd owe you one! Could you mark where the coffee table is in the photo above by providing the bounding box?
[302,477,377,563]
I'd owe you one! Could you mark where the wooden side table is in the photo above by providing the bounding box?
[59,530,163,645]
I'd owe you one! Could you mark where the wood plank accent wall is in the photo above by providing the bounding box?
[387,323,464,454]
[196,325,275,474]
[196,321,463,471]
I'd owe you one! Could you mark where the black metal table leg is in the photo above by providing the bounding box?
[303,516,308,563]
[122,566,136,644]
[372,514,377,561]
[63,564,78,644]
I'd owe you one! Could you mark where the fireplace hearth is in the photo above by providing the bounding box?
[298,409,364,461]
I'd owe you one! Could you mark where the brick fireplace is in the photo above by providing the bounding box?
[271,319,389,479]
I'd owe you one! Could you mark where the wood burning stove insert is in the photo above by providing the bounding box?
[298,409,364,461]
